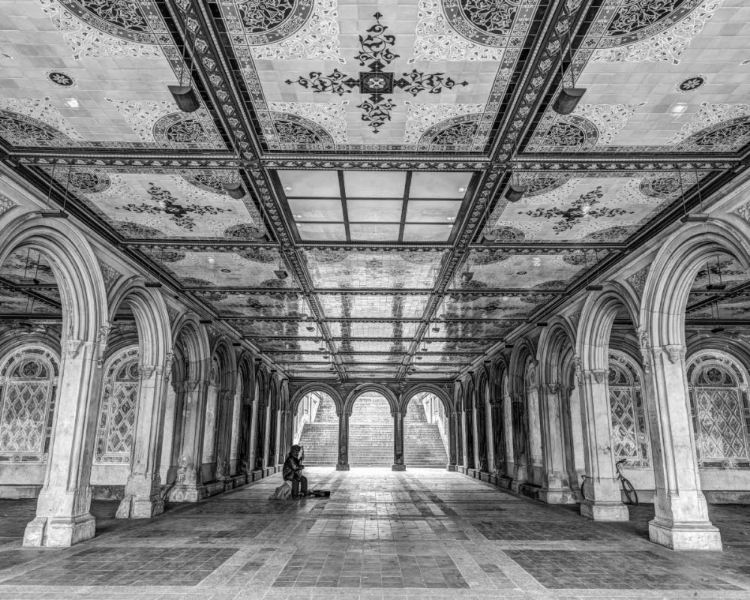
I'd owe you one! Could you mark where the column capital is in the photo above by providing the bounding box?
[581,369,607,384]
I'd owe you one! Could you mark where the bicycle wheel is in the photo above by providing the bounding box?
[621,477,638,505]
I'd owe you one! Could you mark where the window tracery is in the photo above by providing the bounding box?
[95,346,139,464]
[0,345,60,463]
[608,351,650,467]
[687,351,750,467]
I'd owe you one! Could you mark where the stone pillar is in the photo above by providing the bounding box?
[538,383,575,504]
[577,368,628,521]
[168,379,209,502]
[447,411,458,471]
[392,410,405,471]
[461,409,470,471]
[246,397,260,478]
[510,394,527,489]
[484,400,495,474]
[645,345,721,550]
[159,381,178,484]
[24,340,102,547]
[336,410,350,471]
[261,404,272,470]
[273,407,283,467]
[117,360,171,519]
[527,385,544,482]
[472,400,481,472]
[503,393,514,478]
[214,390,234,484]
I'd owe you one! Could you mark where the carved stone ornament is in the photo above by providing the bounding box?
[66,338,84,358]
[139,364,156,379]
[592,370,606,384]
[573,354,582,382]
[545,382,561,394]
[164,352,174,381]
[96,323,111,367]
[665,345,686,365]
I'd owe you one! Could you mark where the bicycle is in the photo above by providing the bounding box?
[580,459,638,505]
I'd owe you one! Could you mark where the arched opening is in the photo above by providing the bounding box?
[463,380,475,469]
[349,392,393,467]
[292,391,337,465]
[608,350,650,468]
[404,392,449,468]
[254,372,266,471]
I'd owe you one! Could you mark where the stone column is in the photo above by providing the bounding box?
[526,385,544,482]
[336,409,350,471]
[484,400,495,475]
[24,340,102,547]
[447,410,458,471]
[117,359,171,519]
[645,345,721,550]
[246,397,260,479]
[503,393,514,478]
[159,381,178,484]
[273,408,283,468]
[262,404,272,471]
[461,409,470,471]
[510,393,528,489]
[577,368,628,521]
[214,390,234,485]
[538,383,575,504]
[392,410,405,471]
[168,379,209,502]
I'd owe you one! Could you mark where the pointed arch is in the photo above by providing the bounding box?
[343,383,398,415]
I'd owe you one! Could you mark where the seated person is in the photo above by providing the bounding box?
[283,444,308,498]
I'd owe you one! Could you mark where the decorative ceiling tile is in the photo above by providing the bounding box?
[319,294,429,319]
[231,321,318,338]
[442,293,551,320]
[198,292,308,318]
[403,101,484,148]
[690,256,749,291]
[0,97,82,146]
[670,102,750,150]
[269,101,348,145]
[434,321,512,339]
[304,250,445,289]
[336,340,408,353]
[106,99,225,150]
[1,250,56,285]
[328,321,420,338]
[341,355,405,364]
[259,339,325,353]
[53,172,266,240]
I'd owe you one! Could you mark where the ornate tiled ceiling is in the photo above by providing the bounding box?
[1,0,749,383]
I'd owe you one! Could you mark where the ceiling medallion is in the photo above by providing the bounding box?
[47,71,75,87]
[285,12,469,133]
[677,74,707,93]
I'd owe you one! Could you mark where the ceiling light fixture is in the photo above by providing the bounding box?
[552,23,586,115]
[458,187,466,193]
[223,181,245,199]
[285,186,293,192]
[669,102,689,117]
[168,11,200,112]
[64,97,80,109]
[504,164,527,203]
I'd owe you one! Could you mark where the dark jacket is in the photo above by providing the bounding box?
[283,454,303,481]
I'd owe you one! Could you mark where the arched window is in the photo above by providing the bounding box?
[687,350,750,467]
[96,346,139,464]
[0,345,60,462]
[608,351,649,467]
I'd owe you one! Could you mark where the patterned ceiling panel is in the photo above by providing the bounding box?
[319,294,429,319]
[328,321,420,338]
[410,364,461,372]
[1,250,56,285]
[689,256,749,291]
[43,171,265,240]
[415,353,479,363]
[335,340,408,353]
[526,1,750,154]
[0,1,221,150]
[197,292,308,318]
[345,364,401,373]
[303,249,446,289]
[218,0,543,151]
[228,320,317,338]
[443,292,553,320]
[484,175,708,243]
[419,339,487,353]
[267,353,328,363]
[340,355,405,364]
[433,321,513,339]
[0,288,59,314]
[688,296,750,320]
[456,251,607,290]
[257,339,325,353]
[146,249,293,289]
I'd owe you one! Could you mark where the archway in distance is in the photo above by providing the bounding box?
[349,392,393,467]
[294,391,337,466]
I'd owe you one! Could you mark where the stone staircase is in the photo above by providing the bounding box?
[404,402,448,468]
[297,395,448,468]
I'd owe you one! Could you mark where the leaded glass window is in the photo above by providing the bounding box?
[687,351,750,468]
[95,346,139,464]
[608,351,650,467]
[0,345,59,463]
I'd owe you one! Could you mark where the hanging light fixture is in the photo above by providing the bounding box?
[504,164,527,203]
[168,12,200,112]
[223,181,246,199]
[552,23,586,115]
[274,253,288,279]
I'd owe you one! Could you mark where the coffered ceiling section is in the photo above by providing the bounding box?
[277,170,472,242]
[211,0,543,152]
[526,0,750,155]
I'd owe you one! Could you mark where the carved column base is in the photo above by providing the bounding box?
[23,514,96,547]
[167,484,207,503]
[649,518,722,551]
[447,464,457,472]
[580,499,629,521]
[336,463,350,471]
[538,487,578,505]
[391,464,406,472]
[116,495,164,519]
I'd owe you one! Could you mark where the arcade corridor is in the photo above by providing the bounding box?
[0,468,748,599]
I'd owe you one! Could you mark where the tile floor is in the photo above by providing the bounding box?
[0,468,748,599]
